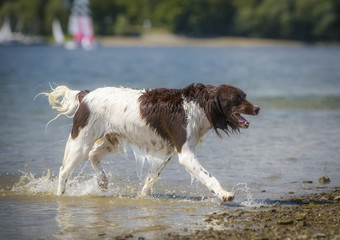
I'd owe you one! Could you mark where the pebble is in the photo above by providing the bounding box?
[315,233,326,239]
[277,219,294,225]
[295,213,307,221]
[298,234,308,239]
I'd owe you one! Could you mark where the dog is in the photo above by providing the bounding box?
[41,83,259,202]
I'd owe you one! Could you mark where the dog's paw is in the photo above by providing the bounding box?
[97,175,108,190]
[220,191,235,202]
[140,187,152,197]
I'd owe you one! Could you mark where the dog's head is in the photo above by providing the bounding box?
[206,84,260,136]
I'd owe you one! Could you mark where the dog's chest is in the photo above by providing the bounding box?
[183,100,211,144]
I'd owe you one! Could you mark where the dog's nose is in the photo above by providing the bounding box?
[254,106,260,115]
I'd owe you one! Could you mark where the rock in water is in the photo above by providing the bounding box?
[318,176,330,184]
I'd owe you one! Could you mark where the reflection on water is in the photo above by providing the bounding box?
[2,181,221,239]
[0,45,340,239]
[0,169,282,239]
[1,178,280,240]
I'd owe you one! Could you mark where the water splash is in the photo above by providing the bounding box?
[11,170,57,195]
[232,183,275,208]
[7,169,223,204]
[232,183,252,202]
[132,148,146,180]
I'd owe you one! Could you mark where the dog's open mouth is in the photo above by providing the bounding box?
[232,113,249,128]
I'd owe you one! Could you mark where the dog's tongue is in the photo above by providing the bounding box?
[233,114,249,128]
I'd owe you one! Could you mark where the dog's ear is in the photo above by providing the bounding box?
[205,92,230,138]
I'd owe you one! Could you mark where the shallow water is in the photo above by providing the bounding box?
[0,45,340,239]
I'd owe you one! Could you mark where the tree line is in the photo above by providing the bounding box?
[1,0,340,41]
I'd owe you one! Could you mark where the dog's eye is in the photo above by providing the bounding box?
[241,93,247,100]
[236,95,245,105]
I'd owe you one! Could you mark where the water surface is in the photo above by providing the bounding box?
[0,45,340,239]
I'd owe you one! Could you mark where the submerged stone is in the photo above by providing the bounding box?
[318,176,331,184]
[303,180,313,184]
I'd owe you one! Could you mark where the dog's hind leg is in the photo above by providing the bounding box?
[140,157,171,197]
[89,133,122,190]
[57,131,97,195]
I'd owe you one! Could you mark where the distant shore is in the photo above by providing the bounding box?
[96,33,338,47]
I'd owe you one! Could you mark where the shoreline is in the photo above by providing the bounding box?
[96,33,339,47]
[165,188,340,240]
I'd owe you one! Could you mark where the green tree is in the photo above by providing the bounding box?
[233,0,340,41]
[294,0,338,40]
[154,0,235,36]
[0,0,339,40]
[44,0,69,35]
[114,14,130,35]
[90,0,121,35]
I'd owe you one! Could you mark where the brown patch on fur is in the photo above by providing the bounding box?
[71,102,90,139]
[139,83,259,148]
[76,90,90,102]
[139,88,187,153]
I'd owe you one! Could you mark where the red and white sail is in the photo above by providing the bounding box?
[68,0,94,49]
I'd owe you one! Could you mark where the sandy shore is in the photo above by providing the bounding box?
[96,33,304,47]
[164,188,340,240]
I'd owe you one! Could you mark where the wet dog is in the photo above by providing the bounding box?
[42,83,259,201]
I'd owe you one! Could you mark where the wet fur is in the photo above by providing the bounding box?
[46,83,259,202]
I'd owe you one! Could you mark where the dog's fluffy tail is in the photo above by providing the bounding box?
[36,85,82,130]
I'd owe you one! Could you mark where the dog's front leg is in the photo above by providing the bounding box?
[178,144,234,202]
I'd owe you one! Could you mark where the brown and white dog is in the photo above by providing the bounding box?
[42,83,259,202]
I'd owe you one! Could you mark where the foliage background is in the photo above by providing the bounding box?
[0,0,339,41]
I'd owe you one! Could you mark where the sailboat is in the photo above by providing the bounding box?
[65,0,96,50]
[52,19,65,45]
[0,17,44,45]
[0,17,30,45]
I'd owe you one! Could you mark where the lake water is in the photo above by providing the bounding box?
[0,45,340,239]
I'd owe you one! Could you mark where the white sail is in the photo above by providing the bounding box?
[52,19,65,45]
[0,17,12,43]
